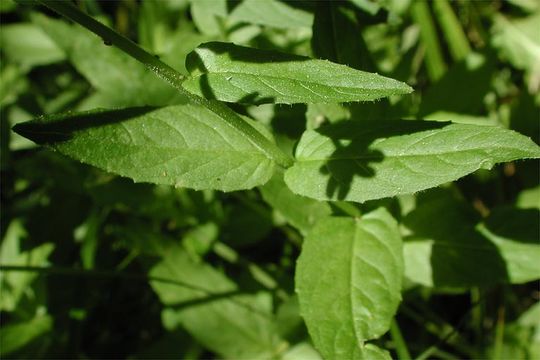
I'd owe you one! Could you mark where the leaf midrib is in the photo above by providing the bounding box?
[191,71,399,91]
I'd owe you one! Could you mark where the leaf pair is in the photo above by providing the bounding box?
[14,41,540,198]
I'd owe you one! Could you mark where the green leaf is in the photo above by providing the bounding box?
[477,207,540,284]
[0,221,54,311]
[259,172,332,235]
[296,208,403,360]
[189,0,227,36]
[284,120,540,203]
[403,189,540,287]
[492,12,540,91]
[0,315,53,356]
[183,42,412,104]
[0,23,64,68]
[34,14,183,107]
[150,245,285,359]
[229,0,314,29]
[13,105,276,192]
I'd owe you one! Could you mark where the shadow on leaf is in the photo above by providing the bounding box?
[313,120,447,200]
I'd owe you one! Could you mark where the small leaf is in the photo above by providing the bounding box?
[13,105,276,192]
[296,208,403,360]
[183,42,412,104]
[285,120,540,203]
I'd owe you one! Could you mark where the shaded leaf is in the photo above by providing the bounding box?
[184,42,412,104]
[259,172,331,235]
[403,189,540,287]
[0,23,64,68]
[296,208,402,359]
[492,12,540,92]
[34,14,183,107]
[0,221,54,311]
[284,120,540,203]
[14,105,276,192]
[229,0,314,29]
[150,245,284,359]
[0,315,52,356]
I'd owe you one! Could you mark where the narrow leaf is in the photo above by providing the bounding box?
[13,105,276,191]
[296,208,403,360]
[285,120,540,203]
[183,42,412,104]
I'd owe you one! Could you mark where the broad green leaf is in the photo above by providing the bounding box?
[229,0,314,29]
[189,0,227,36]
[403,189,540,287]
[477,207,540,283]
[259,172,331,235]
[296,208,403,360]
[0,315,53,356]
[34,14,183,107]
[0,23,64,68]
[284,120,540,203]
[150,245,285,359]
[183,42,413,104]
[13,105,276,192]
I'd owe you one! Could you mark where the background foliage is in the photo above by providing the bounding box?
[1,0,539,359]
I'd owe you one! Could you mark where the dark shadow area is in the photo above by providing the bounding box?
[403,189,510,287]
[12,107,157,145]
[483,207,540,245]
[418,50,496,117]
[314,120,448,200]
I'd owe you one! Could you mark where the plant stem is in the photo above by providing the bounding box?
[411,0,447,81]
[432,0,471,62]
[32,0,293,168]
[390,318,412,360]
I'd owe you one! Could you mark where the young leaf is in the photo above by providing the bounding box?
[13,105,276,192]
[296,208,403,360]
[183,42,413,104]
[284,120,540,203]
